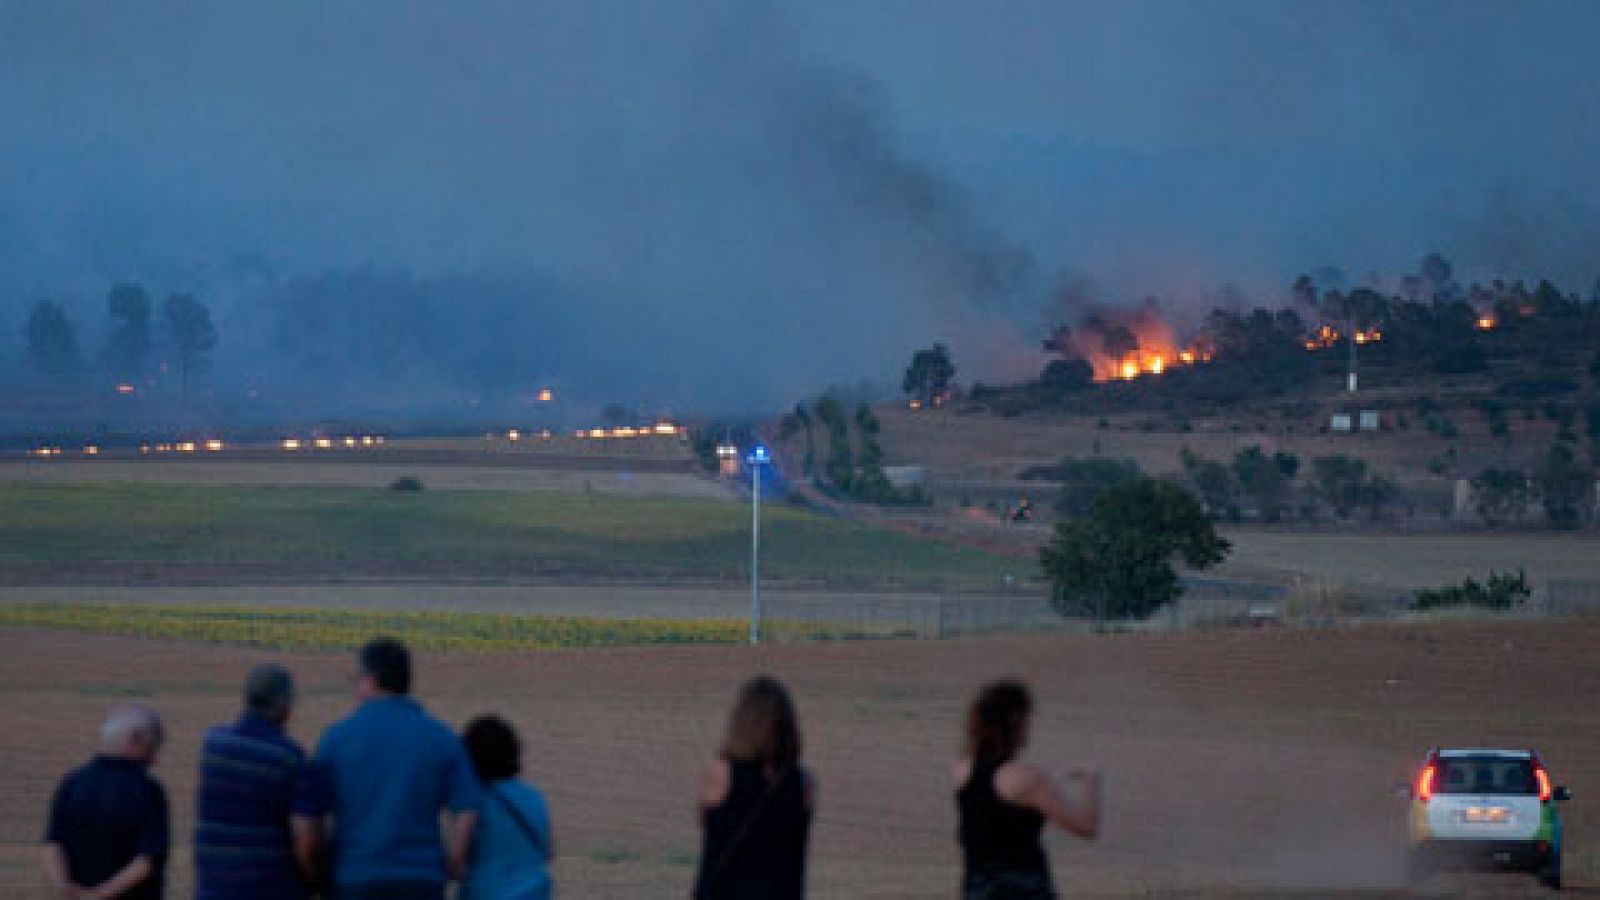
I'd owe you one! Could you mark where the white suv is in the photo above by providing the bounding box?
[1407,748,1571,890]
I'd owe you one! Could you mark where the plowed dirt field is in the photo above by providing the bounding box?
[1,620,1595,897]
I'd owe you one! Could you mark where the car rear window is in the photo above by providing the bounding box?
[1435,756,1536,795]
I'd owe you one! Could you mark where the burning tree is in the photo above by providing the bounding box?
[1043,301,1213,384]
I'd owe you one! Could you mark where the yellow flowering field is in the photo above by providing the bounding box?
[0,603,750,651]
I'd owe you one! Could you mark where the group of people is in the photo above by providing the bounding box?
[42,637,1101,900]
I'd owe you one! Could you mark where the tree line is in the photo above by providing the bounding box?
[1023,447,1403,525]
[777,394,924,505]
[16,284,217,397]
[951,256,1600,412]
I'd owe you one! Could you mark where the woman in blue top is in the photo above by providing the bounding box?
[460,716,554,900]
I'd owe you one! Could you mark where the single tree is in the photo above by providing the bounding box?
[1537,443,1591,530]
[854,404,881,436]
[1041,478,1230,621]
[1420,252,1453,298]
[813,393,854,488]
[1273,451,1300,480]
[1471,468,1531,527]
[1232,445,1289,522]
[1310,455,1394,519]
[901,343,956,408]
[102,282,153,385]
[854,404,885,471]
[1181,448,1238,520]
[23,298,83,383]
[163,292,217,396]
[778,404,816,476]
[1290,274,1317,307]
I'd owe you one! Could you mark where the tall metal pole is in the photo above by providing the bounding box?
[750,457,761,645]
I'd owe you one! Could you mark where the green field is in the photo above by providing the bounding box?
[0,482,1019,585]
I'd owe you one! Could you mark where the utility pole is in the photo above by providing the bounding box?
[747,444,770,645]
[1347,314,1359,393]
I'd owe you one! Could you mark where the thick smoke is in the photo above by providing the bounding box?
[0,1,1042,416]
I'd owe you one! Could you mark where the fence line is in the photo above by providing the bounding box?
[758,578,1295,641]
[1544,579,1600,616]
[756,577,1600,644]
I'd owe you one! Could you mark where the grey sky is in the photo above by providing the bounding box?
[2,1,1595,412]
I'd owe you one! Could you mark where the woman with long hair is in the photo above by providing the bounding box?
[693,675,814,899]
[955,679,1100,899]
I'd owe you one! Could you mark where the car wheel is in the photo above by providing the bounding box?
[1538,847,1562,891]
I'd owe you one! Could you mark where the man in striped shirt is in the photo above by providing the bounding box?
[194,663,324,899]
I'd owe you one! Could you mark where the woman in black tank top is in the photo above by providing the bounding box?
[956,680,1101,900]
[694,676,813,899]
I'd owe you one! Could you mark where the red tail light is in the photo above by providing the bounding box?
[1535,767,1552,802]
[1417,766,1436,803]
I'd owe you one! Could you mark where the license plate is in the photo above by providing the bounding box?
[1463,806,1511,824]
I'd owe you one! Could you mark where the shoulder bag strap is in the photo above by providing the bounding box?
[490,782,547,857]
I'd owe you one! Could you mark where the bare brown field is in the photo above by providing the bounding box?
[0,459,733,498]
[2,620,1596,897]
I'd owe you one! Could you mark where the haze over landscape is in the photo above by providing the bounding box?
[5,5,1600,897]
[3,0,1598,413]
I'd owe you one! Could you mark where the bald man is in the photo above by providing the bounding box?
[42,703,170,900]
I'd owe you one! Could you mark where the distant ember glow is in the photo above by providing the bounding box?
[1305,324,1381,348]
[1305,325,1340,350]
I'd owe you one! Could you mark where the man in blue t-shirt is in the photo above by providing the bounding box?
[194,663,323,899]
[42,703,169,900]
[304,637,482,900]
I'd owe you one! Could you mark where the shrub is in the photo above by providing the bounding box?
[1412,570,1531,611]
